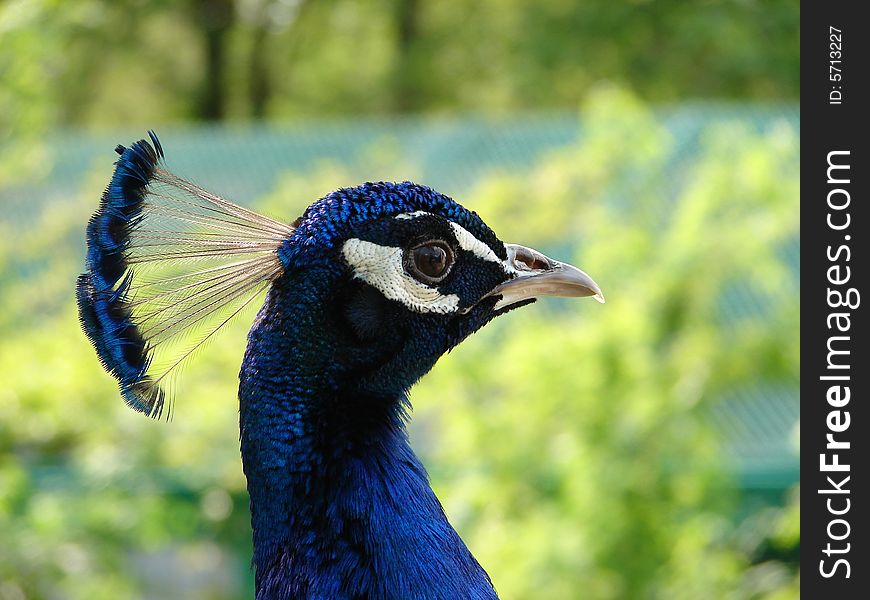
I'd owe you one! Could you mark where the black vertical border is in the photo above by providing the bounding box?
[803,3,868,597]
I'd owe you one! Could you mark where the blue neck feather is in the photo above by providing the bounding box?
[239,272,497,600]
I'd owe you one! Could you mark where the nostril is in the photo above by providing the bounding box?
[528,256,550,270]
[512,246,553,271]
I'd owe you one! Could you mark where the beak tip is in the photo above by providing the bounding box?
[493,243,606,309]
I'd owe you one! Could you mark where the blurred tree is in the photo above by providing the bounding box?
[236,0,314,118]
[391,0,421,112]
[246,2,273,118]
[0,0,799,132]
[191,0,235,120]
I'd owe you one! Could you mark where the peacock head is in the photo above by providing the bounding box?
[268,181,605,396]
[77,134,603,416]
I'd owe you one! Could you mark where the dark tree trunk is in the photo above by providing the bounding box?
[193,0,234,121]
[249,23,271,119]
[393,0,420,113]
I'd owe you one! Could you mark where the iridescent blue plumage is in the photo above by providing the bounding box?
[241,182,508,599]
[279,181,506,268]
[79,134,603,599]
[78,132,290,418]
[77,133,164,415]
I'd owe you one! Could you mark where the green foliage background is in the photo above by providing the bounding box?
[1,1,798,599]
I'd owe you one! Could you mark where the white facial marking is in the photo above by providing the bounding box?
[449,222,502,265]
[342,238,460,314]
[394,211,432,220]
[395,212,502,266]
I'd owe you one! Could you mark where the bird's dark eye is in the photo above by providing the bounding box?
[407,241,453,284]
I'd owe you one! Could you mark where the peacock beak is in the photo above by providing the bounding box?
[486,243,605,310]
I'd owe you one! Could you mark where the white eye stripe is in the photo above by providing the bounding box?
[342,238,460,314]
[395,212,502,265]
[449,222,501,265]
[394,211,432,220]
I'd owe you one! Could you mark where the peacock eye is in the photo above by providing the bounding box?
[407,241,453,284]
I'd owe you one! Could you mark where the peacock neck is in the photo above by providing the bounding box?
[238,280,497,599]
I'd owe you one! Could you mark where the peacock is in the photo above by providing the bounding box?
[77,132,604,599]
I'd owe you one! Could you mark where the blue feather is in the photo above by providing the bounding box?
[78,132,291,418]
[239,181,508,598]
[77,133,164,415]
[278,181,506,269]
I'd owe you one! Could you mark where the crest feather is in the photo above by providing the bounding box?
[77,132,293,418]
